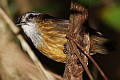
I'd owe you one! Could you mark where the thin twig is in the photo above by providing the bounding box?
[87,55,108,80]
[74,39,108,80]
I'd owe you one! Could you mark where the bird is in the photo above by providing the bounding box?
[16,11,109,63]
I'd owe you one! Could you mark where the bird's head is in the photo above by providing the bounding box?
[16,11,43,26]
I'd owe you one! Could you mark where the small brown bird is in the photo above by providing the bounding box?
[16,11,108,63]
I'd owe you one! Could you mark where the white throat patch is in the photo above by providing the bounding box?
[21,23,43,47]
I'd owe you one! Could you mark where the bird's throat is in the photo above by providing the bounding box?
[21,23,43,47]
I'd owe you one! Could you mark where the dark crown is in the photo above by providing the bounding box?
[18,11,43,22]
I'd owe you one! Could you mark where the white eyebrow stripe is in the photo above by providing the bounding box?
[23,13,42,20]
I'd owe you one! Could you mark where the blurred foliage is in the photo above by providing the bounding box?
[6,0,70,19]
[76,0,102,7]
[75,0,120,31]
[101,5,120,30]
[6,0,120,31]
[33,2,65,13]
[8,0,17,17]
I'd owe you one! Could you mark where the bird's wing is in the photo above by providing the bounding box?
[35,19,69,62]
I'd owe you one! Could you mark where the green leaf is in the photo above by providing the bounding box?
[102,6,120,30]
[77,0,102,7]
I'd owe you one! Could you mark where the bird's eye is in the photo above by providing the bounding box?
[28,14,34,19]
[26,14,38,21]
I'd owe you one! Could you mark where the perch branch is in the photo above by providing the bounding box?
[63,2,93,80]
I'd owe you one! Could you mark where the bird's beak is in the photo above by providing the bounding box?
[16,22,27,26]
